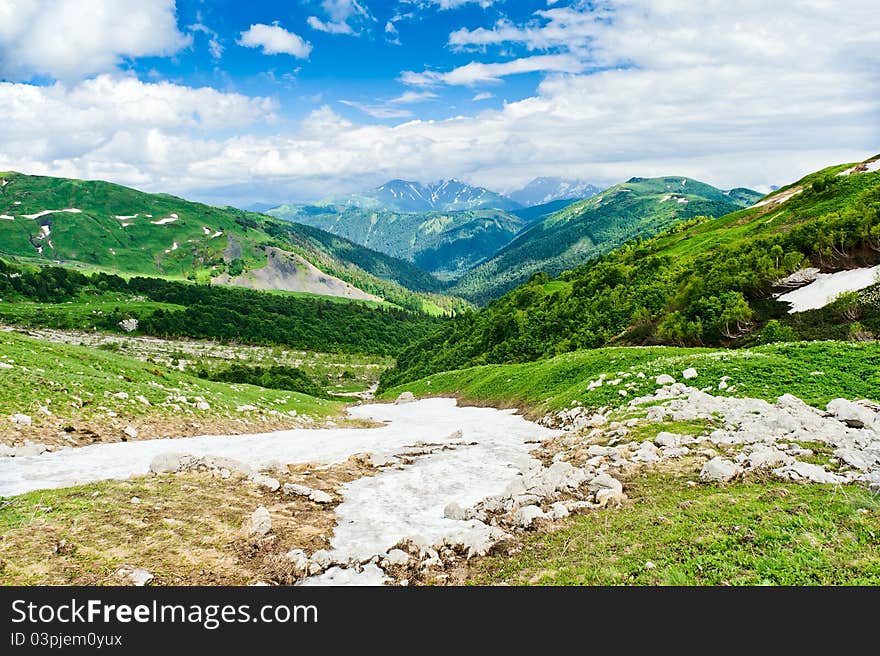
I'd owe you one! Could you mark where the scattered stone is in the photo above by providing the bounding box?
[116,566,153,586]
[655,374,675,385]
[246,506,272,536]
[10,413,31,426]
[130,496,141,504]
[112,392,129,400]
[654,431,682,448]
[123,425,139,439]
[682,368,698,380]
[773,461,845,484]
[827,399,877,430]
[136,395,151,406]
[549,502,570,519]
[196,401,211,411]
[308,490,333,504]
[699,458,741,483]
[645,561,657,570]
[252,474,280,492]
[395,391,416,405]
[283,483,313,496]
[589,473,624,494]
[513,505,547,528]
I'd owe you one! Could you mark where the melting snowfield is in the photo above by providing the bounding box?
[0,399,559,583]
[778,265,880,312]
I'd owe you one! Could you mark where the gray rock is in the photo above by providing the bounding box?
[589,473,623,494]
[395,391,416,405]
[513,505,547,528]
[246,506,272,535]
[655,374,676,385]
[443,502,468,521]
[283,483,313,497]
[699,457,741,483]
[10,413,31,426]
[196,401,211,411]
[827,399,877,429]
[117,566,153,586]
[549,502,570,519]
[654,431,682,448]
[123,425,139,439]
[738,444,791,469]
[682,368,698,380]
[252,474,280,492]
[773,461,845,484]
[833,447,877,471]
[308,490,333,504]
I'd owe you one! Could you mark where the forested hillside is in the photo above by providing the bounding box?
[451,176,762,303]
[268,205,528,278]
[0,259,442,356]
[382,158,880,388]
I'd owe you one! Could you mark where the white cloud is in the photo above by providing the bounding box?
[189,22,223,60]
[238,23,312,58]
[389,91,438,104]
[405,0,499,9]
[0,1,877,206]
[339,100,414,119]
[307,0,374,36]
[472,92,493,101]
[0,0,190,81]
[401,53,585,86]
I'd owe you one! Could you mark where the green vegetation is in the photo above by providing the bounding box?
[384,162,880,386]
[0,331,340,427]
[0,259,443,356]
[381,341,880,414]
[451,176,761,303]
[269,205,528,278]
[0,171,466,315]
[189,363,327,399]
[471,470,880,585]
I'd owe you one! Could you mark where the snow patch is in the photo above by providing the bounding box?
[114,214,138,220]
[752,187,803,208]
[0,215,13,221]
[777,265,880,312]
[164,242,179,254]
[150,217,178,225]
[210,231,223,239]
[22,208,82,219]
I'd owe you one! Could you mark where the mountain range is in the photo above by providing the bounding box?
[326,178,522,213]
[507,177,603,206]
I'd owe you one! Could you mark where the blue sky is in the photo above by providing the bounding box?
[0,1,877,205]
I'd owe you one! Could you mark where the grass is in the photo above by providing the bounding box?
[381,341,880,415]
[0,298,185,330]
[0,330,342,430]
[470,468,880,586]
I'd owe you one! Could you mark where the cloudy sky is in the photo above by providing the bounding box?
[0,0,878,206]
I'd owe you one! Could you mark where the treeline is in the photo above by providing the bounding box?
[188,363,327,398]
[0,260,443,356]
[381,172,880,389]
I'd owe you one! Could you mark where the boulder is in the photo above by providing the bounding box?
[149,453,185,474]
[252,474,280,492]
[513,505,547,528]
[123,425,139,439]
[308,490,333,504]
[395,392,416,405]
[589,473,624,494]
[738,444,791,469]
[283,483,313,497]
[10,413,31,426]
[654,431,682,448]
[196,401,211,411]
[699,457,741,483]
[116,566,153,586]
[773,461,845,484]
[246,506,272,536]
[655,374,676,386]
[827,399,877,430]
[682,368,698,380]
[549,502,570,519]
[833,447,877,471]
[310,549,333,569]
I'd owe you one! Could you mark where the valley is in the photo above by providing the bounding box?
[2,155,879,588]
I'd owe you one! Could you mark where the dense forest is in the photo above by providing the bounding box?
[0,260,443,356]
[381,166,880,389]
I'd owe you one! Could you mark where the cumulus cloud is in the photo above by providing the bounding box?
[0,0,190,81]
[405,0,499,9]
[307,0,374,36]
[238,23,312,58]
[189,22,223,60]
[401,53,584,86]
[0,0,877,205]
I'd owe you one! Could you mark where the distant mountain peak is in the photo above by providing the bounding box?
[508,177,603,207]
[330,178,521,212]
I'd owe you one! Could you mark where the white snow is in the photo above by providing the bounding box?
[0,179,8,187]
[150,217,178,225]
[13,201,21,205]
[838,160,880,176]
[0,214,13,221]
[202,226,211,235]
[164,242,179,254]
[676,197,688,204]
[777,265,880,312]
[210,231,223,238]
[121,222,133,228]
[300,564,389,586]
[114,214,138,220]
[38,225,50,239]
[660,195,672,202]
[22,208,82,219]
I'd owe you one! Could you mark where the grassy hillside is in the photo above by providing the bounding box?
[451,177,761,303]
[269,205,528,278]
[0,171,465,315]
[383,158,880,387]
[381,341,880,415]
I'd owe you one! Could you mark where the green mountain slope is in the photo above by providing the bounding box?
[451,177,762,303]
[268,204,528,278]
[381,156,880,389]
[0,171,464,314]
